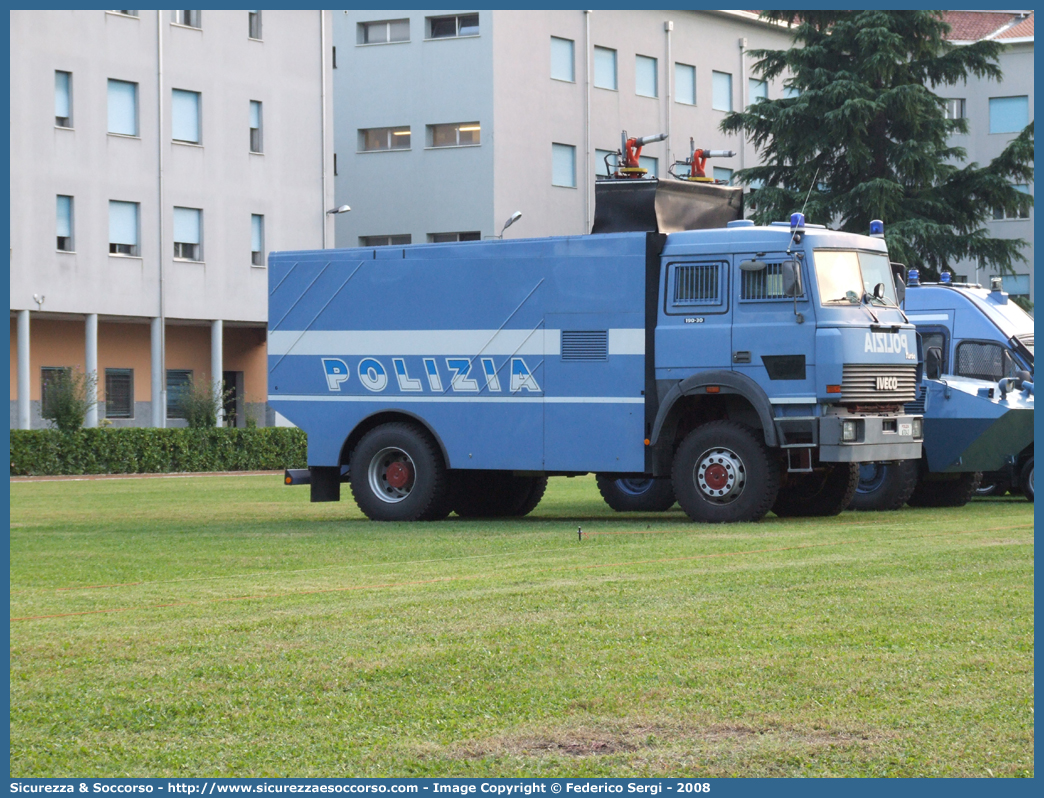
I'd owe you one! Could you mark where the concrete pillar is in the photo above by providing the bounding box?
[17,309,30,430]
[85,313,98,428]
[151,316,164,427]
[211,318,224,426]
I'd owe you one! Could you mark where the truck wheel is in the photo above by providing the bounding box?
[595,475,676,512]
[906,471,982,508]
[975,478,1011,498]
[848,460,920,511]
[1020,457,1034,502]
[348,423,449,522]
[453,472,547,518]
[773,463,859,517]
[672,421,780,524]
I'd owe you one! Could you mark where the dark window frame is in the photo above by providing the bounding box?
[105,368,134,419]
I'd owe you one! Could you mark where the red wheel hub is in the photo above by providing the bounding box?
[704,463,729,491]
[385,461,412,489]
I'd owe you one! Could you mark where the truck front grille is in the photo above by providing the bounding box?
[841,364,918,404]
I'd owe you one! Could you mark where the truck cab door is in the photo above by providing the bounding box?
[730,252,817,399]
[655,257,733,381]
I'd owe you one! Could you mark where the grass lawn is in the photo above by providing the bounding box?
[9,474,1034,778]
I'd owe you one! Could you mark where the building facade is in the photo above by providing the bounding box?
[331,9,796,247]
[332,9,1034,304]
[940,11,1034,302]
[10,10,335,429]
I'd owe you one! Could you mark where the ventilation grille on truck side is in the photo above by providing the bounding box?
[840,364,918,403]
[561,330,608,361]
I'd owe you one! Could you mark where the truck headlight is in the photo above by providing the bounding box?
[912,418,923,439]
[842,419,858,442]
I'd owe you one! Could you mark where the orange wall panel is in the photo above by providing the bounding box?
[98,322,153,402]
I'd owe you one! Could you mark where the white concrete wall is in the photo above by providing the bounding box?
[10,10,334,323]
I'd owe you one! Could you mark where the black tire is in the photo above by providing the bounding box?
[906,471,982,508]
[848,460,920,511]
[773,462,859,517]
[671,421,780,524]
[595,475,676,512]
[1020,456,1034,502]
[348,422,449,522]
[453,472,548,518]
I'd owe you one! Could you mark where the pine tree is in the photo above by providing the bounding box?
[721,10,1034,283]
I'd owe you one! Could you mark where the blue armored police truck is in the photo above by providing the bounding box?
[269,201,923,524]
[850,272,1034,507]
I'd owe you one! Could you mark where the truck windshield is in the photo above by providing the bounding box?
[813,250,898,306]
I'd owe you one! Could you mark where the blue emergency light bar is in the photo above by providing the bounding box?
[869,219,884,238]
[907,268,920,287]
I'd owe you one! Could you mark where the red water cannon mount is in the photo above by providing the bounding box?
[672,138,736,182]
[612,130,668,178]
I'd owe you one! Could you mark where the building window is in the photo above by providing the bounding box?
[1002,274,1031,297]
[173,207,202,261]
[993,184,1032,220]
[248,9,261,39]
[783,85,801,99]
[593,46,617,90]
[429,232,481,243]
[358,18,409,44]
[713,166,733,184]
[41,367,71,419]
[109,200,139,256]
[107,79,138,136]
[552,143,576,188]
[166,370,192,419]
[251,214,265,266]
[249,100,263,153]
[595,148,618,178]
[105,369,133,419]
[427,14,478,39]
[55,70,72,127]
[57,195,73,251]
[109,11,139,17]
[172,10,200,28]
[636,55,657,98]
[359,126,410,151]
[550,36,574,82]
[428,122,480,147]
[172,89,201,144]
[639,156,658,177]
[712,71,732,112]
[989,96,1029,134]
[944,98,966,120]
[360,235,411,247]
[748,78,767,105]
[675,63,695,105]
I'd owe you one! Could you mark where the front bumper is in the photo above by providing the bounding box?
[818,414,923,463]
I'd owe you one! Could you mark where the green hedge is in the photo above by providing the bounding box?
[10,428,307,476]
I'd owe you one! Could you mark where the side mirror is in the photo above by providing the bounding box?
[890,262,907,304]
[781,260,802,297]
[925,346,943,380]
[739,259,767,272]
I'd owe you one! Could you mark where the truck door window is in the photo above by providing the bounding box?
[955,341,1019,381]
[666,261,727,313]
[739,257,802,301]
